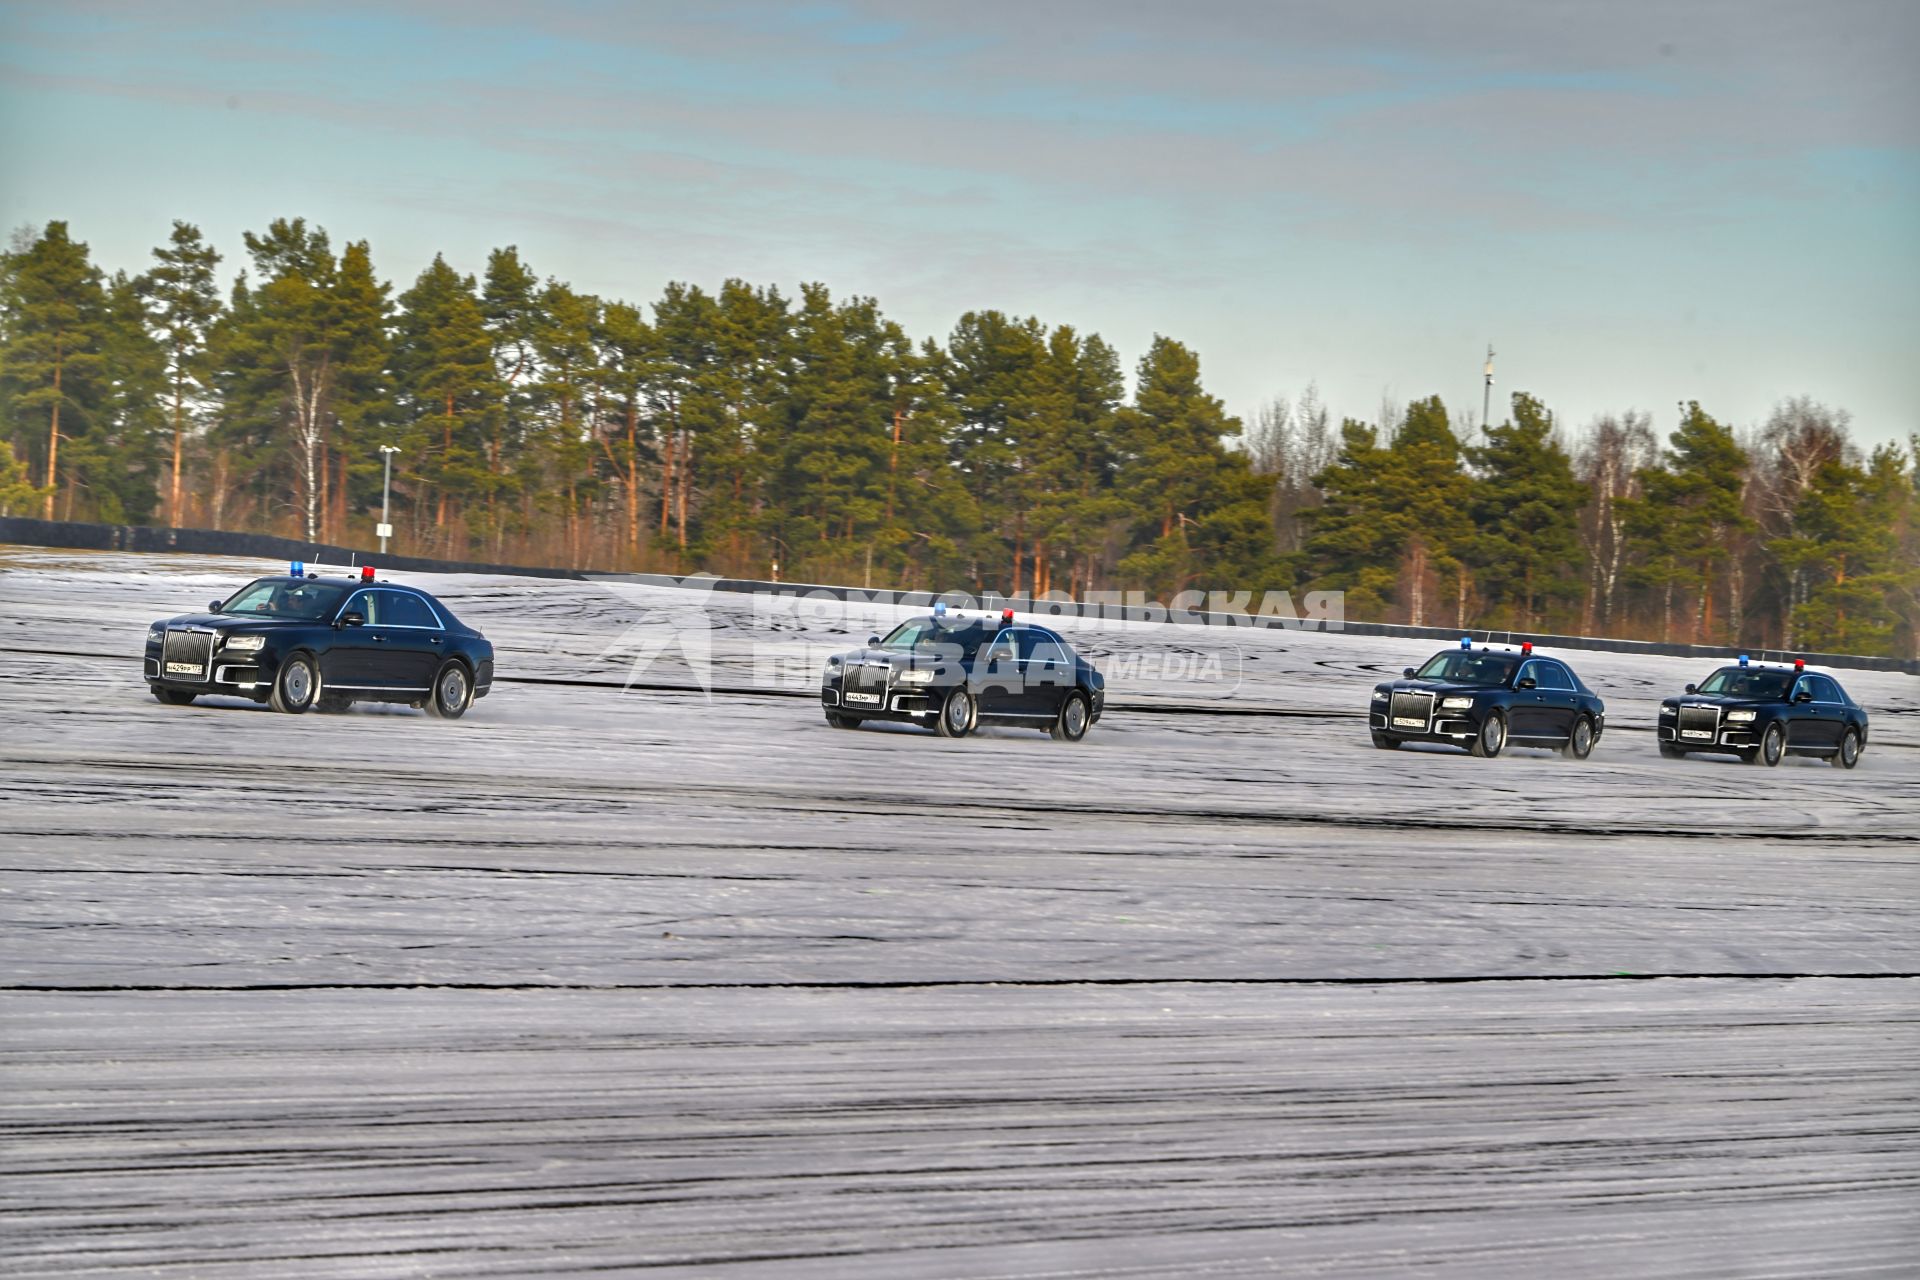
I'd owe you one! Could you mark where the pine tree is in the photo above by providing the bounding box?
[135,221,221,525]
[1624,402,1751,643]
[0,222,108,519]
[0,438,50,515]
[1467,392,1587,629]
[395,255,498,545]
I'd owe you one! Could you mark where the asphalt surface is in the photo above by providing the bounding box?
[2,548,1916,1278]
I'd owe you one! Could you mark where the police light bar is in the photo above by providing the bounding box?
[1459,636,1471,649]
[1794,658,1805,672]
[361,565,375,582]
[1738,654,1750,667]
[933,601,948,618]
[1001,608,1015,624]
[1520,641,1533,656]
[289,560,305,577]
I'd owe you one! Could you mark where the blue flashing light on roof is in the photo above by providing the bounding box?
[1738,654,1749,667]
[933,601,948,618]
[1459,636,1471,649]
[290,560,304,577]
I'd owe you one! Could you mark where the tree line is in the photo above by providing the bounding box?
[2,218,1916,657]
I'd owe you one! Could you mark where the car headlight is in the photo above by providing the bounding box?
[898,668,934,685]
[1725,710,1756,723]
[1441,696,1474,710]
[825,655,841,668]
[1660,704,1676,716]
[146,625,164,643]
[222,633,267,652]
[1371,691,1388,701]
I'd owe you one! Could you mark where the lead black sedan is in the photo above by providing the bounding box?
[1368,641,1605,758]
[145,566,494,718]
[1658,658,1868,768]
[821,607,1105,740]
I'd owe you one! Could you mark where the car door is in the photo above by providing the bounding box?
[975,629,1025,718]
[1509,660,1551,738]
[1535,662,1581,739]
[1799,675,1845,748]
[321,588,386,687]
[1019,630,1077,720]
[374,589,445,690]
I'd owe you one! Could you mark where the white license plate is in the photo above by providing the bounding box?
[1393,716,1424,728]
[845,692,881,705]
[166,662,204,675]
[1681,729,1711,739]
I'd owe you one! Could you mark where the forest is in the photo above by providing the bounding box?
[2,218,1916,658]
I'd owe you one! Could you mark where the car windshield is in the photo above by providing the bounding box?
[218,578,349,620]
[1695,668,1793,699]
[1414,651,1520,685]
[878,617,987,655]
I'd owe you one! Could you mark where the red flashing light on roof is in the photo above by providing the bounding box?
[1520,642,1533,656]
[1001,608,1014,624]
[361,565,375,582]
[1794,658,1805,672]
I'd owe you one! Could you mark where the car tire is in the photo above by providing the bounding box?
[1658,742,1684,759]
[1369,732,1400,750]
[1468,710,1506,758]
[825,710,861,730]
[1752,722,1785,767]
[1834,728,1861,770]
[268,653,317,714]
[1049,692,1091,742]
[1561,715,1595,760]
[151,686,197,706]
[425,659,473,720]
[935,688,974,738]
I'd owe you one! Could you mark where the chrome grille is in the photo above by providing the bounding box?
[1389,690,1434,730]
[162,629,213,682]
[1678,705,1720,740]
[843,661,890,707]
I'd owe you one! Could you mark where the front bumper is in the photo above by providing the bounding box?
[1369,702,1483,745]
[145,641,280,698]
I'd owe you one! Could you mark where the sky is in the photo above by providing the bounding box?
[2,0,1916,446]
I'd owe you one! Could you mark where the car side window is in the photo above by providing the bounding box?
[344,590,378,624]
[379,590,438,629]
[1810,675,1841,703]
[984,632,1018,665]
[1517,659,1541,685]
[1538,663,1574,691]
[1021,632,1070,665]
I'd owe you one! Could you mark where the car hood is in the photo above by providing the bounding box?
[1668,694,1775,711]
[1377,679,1505,697]
[158,613,310,630]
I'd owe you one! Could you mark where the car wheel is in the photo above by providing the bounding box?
[1369,732,1400,750]
[825,710,861,730]
[1834,729,1860,770]
[1658,742,1684,759]
[1561,715,1595,760]
[425,659,473,720]
[1050,692,1091,742]
[268,654,317,714]
[1752,722,1785,767]
[935,688,974,738]
[1468,710,1506,758]
[151,686,197,706]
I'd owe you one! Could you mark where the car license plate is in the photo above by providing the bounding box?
[1393,716,1423,728]
[1681,729,1711,739]
[166,662,203,675]
[845,692,880,705]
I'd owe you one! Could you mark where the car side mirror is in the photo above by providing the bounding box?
[338,611,365,629]
[209,599,223,613]
[1684,683,1696,694]
[1402,667,1415,678]
[1795,690,1813,704]
[1517,677,1536,690]
[867,634,881,647]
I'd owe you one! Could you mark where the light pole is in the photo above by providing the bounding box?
[377,445,399,554]
[1482,344,1496,430]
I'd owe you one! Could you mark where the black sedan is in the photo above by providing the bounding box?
[1368,641,1605,758]
[145,565,494,718]
[1658,658,1868,768]
[821,607,1105,740]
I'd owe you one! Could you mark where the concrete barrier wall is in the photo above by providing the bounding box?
[598,571,1920,676]
[0,516,585,581]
